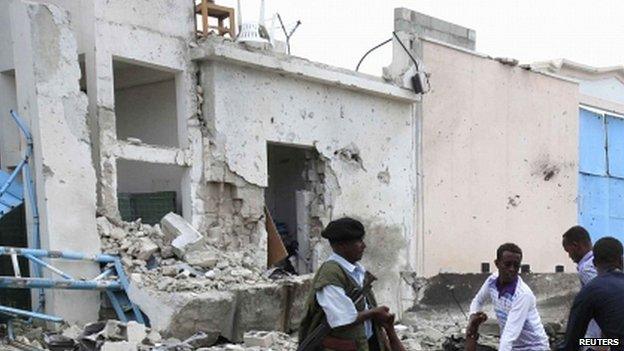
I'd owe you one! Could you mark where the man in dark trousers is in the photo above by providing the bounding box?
[562,226,602,346]
[298,217,405,351]
[557,236,624,351]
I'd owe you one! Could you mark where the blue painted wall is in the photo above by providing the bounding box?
[579,108,624,243]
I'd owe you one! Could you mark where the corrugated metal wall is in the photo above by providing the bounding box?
[579,107,624,242]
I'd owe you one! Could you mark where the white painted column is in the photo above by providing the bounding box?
[10,0,100,324]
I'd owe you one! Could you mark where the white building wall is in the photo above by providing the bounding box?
[115,79,179,147]
[0,73,20,170]
[580,78,624,107]
[0,0,204,323]
[198,42,419,313]
[421,39,579,277]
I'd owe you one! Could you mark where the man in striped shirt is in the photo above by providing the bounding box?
[562,225,602,346]
[466,243,550,351]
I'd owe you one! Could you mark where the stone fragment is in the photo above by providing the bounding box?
[136,238,159,260]
[230,268,252,278]
[204,270,217,279]
[111,227,127,240]
[126,321,147,344]
[184,250,218,269]
[61,324,82,339]
[161,213,203,257]
[101,341,138,351]
[243,331,275,348]
[161,265,178,277]
[97,217,114,237]
[102,320,125,340]
[145,330,162,345]
[182,331,219,348]
[126,137,143,145]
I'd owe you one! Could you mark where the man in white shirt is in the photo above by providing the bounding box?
[466,243,550,351]
[298,217,405,351]
[562,225,602,346]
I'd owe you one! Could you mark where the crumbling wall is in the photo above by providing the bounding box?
[83,0,205,228]
[195,40,419,314]
[421,39,580,276]
[9,0,100,323]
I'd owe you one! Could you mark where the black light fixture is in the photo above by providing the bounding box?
[392,31,428,94]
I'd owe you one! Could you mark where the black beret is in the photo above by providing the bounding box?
[321,217,365,242]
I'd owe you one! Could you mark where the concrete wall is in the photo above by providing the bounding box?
[196,40,419,313]
[421,39,579,277]
[580,77,624,106]
[115,79,179,147]
[82,0,202,226]
[9,0,100,323]
[0,72,20,170]
[394,8,476,51]
[0,0,204,323]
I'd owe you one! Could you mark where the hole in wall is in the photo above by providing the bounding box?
[116,159,187,225]
[113,58,179,148]
[265,142,324,274]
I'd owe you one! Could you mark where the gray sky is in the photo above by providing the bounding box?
[219,0,624,76]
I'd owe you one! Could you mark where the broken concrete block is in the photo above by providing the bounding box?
[61,324,82,339]
[184,250,219,269]
[111,227,127,241]
[126,137,142,145]
[230,268,253,278]
[182,331,220,348]
[102,320,125,340]
[161,213,202,257]
[145,330,162,345]
[168,291,237,341]
[244,331,275,348]
[161,265,178,277]
[126,321,146,344]
[136,238,159,261]
[101,341,137,351]
[97,217,114,237]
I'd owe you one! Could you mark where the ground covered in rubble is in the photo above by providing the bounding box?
[0,317,511,351]
[98,215,282,294]
[0,215,572,350]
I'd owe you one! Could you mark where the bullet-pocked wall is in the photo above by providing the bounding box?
[0,0,204,323]
[421,39,580,277]
[195,39,420,313]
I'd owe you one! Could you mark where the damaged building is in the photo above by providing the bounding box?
[0,0,418,334]
[0,0,616,350]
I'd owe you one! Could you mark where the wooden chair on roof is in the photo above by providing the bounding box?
[195,0,236,38]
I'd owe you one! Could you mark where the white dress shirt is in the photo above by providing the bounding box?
[470,273,549,351]
[316,253,373,339]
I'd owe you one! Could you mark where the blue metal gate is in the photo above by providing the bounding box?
[579,107,624,242]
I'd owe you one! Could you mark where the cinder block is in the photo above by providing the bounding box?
[126,321,146,344]
[243,331,275,348]
[101,341,137,351]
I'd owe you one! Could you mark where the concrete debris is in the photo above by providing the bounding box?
[127,321,147,344]
[243,330,275,348]
[98,214,280,294]
[495,57,519,66]
[126,137,143,145]
[102,341,138,351]
[161,212,204,258]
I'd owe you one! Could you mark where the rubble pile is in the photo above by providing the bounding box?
[98,213,279,293]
